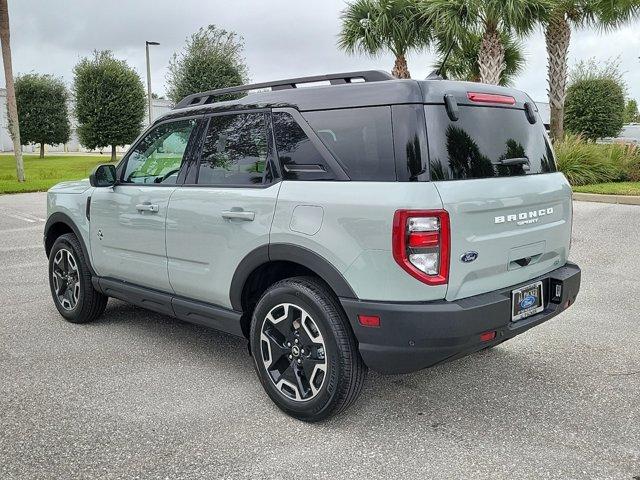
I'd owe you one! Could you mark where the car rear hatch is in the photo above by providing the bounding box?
[422,85,573,301]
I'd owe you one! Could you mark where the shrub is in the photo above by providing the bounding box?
[564,58,626,141]
[607,142,640,182]
[554,135,623,186]
[564,78,625,141]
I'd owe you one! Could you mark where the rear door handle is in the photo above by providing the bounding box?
[136,203,159,213]
[221,210,255,221]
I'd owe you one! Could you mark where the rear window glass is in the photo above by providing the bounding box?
[303,107,395,181]
[425,105,556,181]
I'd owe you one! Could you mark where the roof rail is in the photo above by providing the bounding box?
[173,70,394,109]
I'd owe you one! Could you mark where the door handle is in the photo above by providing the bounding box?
[136,203,159,213]
[221,210,255,221]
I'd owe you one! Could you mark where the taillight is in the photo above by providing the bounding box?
[467,92,516,105]
[392,210,450,285]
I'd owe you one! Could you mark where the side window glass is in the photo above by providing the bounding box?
[272,112,335,181]
[123,119,196,184]
[303,107,395,181]
[197,113,271,186]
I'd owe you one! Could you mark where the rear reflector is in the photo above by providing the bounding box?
[358,314,380,328]
[408,231,440,248]
[467,92,516,105]
[480,331,497,342]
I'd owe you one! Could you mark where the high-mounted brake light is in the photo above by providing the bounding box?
[392,210,450,285]
[467,92,516,105]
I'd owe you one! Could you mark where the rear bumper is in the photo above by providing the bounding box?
[340,262,581,374]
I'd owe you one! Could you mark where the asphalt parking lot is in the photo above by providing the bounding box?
[0,192,638,479]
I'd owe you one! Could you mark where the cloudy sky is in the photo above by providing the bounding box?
[3,0,640,102]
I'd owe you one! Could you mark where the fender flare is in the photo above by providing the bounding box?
[229,243,358,311]
[44,212,95,275]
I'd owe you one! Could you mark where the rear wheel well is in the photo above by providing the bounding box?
[45,222,74,257]
[240,261,332,338]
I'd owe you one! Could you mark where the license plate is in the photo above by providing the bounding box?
[511,281,544,321]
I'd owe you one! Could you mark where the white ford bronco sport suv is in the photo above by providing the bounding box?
[45,71,581,422]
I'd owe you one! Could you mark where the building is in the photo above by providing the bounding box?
[535,101,550,129]
[0,88,172,153]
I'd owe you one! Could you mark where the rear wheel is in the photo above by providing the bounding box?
[250,277,366,422]
[48,233,108,324]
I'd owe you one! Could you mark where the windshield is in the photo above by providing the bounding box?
[425,105,556,181]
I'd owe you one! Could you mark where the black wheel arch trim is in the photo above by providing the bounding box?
[44,212,95,275]
[229,243,358,311]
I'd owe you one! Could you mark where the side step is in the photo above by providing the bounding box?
[92,277,244,338]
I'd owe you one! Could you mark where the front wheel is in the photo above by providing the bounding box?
[250,277,367,422]
[48,233,108,324]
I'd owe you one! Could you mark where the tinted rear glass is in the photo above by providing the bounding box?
[425,105,556,181]
[272,112,335,181]
[303,107,395,181]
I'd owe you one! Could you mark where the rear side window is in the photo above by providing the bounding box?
[197,113,273,186]
[303,107,395,181]
[425,105,556,181]
[272,112,335,181]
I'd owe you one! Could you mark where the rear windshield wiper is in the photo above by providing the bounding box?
[498,157,529,166]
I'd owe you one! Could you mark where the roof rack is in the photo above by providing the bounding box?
[173,70,394,109]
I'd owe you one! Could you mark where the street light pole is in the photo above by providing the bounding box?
[145,41,160,125]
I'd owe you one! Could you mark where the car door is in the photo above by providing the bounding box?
[90,117,199,292]
[166,111,281,309]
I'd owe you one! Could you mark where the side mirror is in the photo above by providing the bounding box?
[89,164,117,187]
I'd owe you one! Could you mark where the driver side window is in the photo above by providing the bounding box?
[122,119,196,184]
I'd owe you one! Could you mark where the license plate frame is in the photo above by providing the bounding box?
[511,281,544,322]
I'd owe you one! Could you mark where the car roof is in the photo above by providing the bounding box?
[155,71,533,124]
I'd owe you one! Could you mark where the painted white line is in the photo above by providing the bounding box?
[0,224,44,234]
[1,211,37,223]
[0,244,41,252]
[2,208,47,222]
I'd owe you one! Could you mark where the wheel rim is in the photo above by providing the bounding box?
[52,248,80,311]
[259,303,327,402]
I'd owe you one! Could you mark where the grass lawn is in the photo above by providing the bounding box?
[0,154,118,194]
[573,182,640,196]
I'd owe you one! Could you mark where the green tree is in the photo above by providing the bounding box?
[544,0,640,141]
[433,30,525,86]
[623,99,639,124]
[15,74,70,158]
[421,0,547,85]
[564,60,625,141]
[338,0,432,79]
[167,25,248,104]
[73,51,146,161]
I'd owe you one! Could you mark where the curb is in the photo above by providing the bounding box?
[573,192,640,206]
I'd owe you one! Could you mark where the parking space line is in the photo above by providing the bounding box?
[0,209,46,223]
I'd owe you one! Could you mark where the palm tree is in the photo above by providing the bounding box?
[338,0,431,79]
[544,1,640,141]
[0,0,24,182]
[434,31,525,86]
[421,0,548,85]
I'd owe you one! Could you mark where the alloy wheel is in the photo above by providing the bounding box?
[51,248,80,311]
[259,303,327,401]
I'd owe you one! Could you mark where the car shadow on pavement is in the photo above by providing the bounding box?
[90,299,580,435]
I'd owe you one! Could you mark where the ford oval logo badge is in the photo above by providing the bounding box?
[520,295,537,309]
[460,251,478,263]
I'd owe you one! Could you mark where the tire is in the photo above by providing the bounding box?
[48,233,108,324]
[249,276,367,422]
